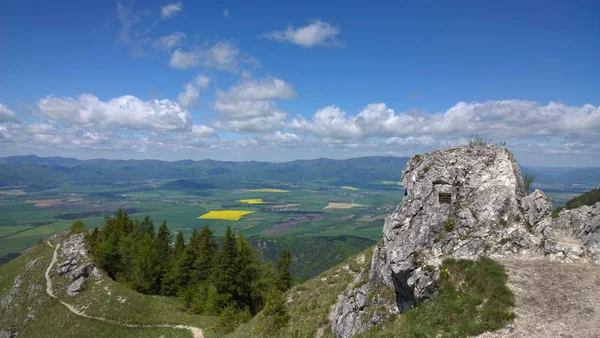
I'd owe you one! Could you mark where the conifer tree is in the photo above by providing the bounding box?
[276,249,293,292]
[192,226,217,283]
[132,232,160,294]
[214,226,238,306]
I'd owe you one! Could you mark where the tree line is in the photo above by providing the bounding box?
[85,209,292,324]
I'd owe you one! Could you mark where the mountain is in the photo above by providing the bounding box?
[0,155,410,187]
[1,155,599,188]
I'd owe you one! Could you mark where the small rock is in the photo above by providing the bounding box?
[67,277,86,297]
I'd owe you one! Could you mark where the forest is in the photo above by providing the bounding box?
[83,210,292,332]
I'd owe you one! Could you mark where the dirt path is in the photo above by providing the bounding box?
[45,242,204,338]
[478,257,600,338]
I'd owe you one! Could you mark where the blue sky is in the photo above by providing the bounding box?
[1,0,599,165]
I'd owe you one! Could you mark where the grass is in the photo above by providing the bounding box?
[227,248,372,338]
[247,189,289,193]
[238,199,266,204]
[0,240,197,338]
[341,186,359,191]
[360,257,515,338]
[323,202,365,209]
[198,210,256,221]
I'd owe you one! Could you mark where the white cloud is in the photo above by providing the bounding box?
[212,77,295,132]
[224,77,295,101]
[116,2,139,44]
[177,75,210,109]
[153,32,186,50]
[170,41,241,71]
[259,131,300,143]
[161,2,182,19]
[213,112,287,133]
[37,94,193,131]
[261,20,341,48]
[291,100,600,141]
[0,103,19,123]
[223,8,230,19]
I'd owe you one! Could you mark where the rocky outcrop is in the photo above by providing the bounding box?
[55,233,95,297]
[549,202,600,264]
[332,145,599,337]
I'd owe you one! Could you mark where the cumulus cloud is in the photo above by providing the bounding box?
[261,20,341,48]
[291,100,600,141]
[170,41,242,71]
[160,2,182,19]
[37,94,193,131]
[177,75,210,109]
[212,77,295,132]
[0,103,19,123]
[259,131,300,143]
[153,32,186,50]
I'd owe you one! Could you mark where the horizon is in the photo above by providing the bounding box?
[2,150,600,169]
[1,1,599,166]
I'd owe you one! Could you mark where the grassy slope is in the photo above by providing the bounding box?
[227,248,372,338]
[0,239,216,338]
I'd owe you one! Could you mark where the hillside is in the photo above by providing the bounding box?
[0,235,217,338]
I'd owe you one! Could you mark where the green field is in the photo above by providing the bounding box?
[0,179,402,268]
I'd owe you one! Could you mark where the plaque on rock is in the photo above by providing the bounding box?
[438,193,451,204]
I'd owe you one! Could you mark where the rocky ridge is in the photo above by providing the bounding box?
[332,145,600,337]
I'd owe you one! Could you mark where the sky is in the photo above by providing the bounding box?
[0,0,599,166]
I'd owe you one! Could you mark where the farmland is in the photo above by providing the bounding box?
[0,177,404,277]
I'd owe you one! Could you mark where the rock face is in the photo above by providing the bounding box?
[550,202,600,265]
[55,233,95,297]
[331,145,599,337]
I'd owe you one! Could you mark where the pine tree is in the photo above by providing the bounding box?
[192,226,217,283]
[276,249,292,292]
[235,234,262,312]
[214,226,238,307]
[132,232,160,294]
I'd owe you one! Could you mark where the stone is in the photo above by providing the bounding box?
[68,277,86,297]
[553,202,600,264]
[70,263,95,281]
[332,145,546,337]
[0,331,16,338]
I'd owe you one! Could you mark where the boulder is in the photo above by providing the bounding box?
[552,202,600,264]
[67,277,86,297]
[333,145,545,337]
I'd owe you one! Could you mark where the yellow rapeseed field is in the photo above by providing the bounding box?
[341,186,359,191]
[382,181,402,186]
[323,202,364,209]
[198,210,255,221]
[238,199,265,204]
[248,188,289,193]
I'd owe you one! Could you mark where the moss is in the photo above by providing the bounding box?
[444,218,455,232]
[499,218,507,226]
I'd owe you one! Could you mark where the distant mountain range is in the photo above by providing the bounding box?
[0,155,598,188]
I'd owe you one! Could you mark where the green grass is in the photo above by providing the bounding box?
[0,241,194,338]
[227,248,373,338]
[360,257,515,338]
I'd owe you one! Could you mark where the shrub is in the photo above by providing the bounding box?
[444,218,455,232]
[216,303,252,334]
[255,290,290,335]
[523,172,535,192]
[70,219,86,234]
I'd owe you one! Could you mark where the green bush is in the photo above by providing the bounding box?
[444,218,455,232]
[523,172,535,192]
[70,219,86,234]
[255,290,289,335]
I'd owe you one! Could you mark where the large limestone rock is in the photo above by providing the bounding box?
[332,145,548,337]
[55,233,95,297]
[550,202,600,264]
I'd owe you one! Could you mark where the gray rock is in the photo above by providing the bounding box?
[0,331,16,338]
[67,277,86,297]
[70,263,95,281]
[332,145,545,337]
[26,257,40,270]
[553,202,600,264]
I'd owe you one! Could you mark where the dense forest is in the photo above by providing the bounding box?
[83,210,292,332]
[565,187,600,209]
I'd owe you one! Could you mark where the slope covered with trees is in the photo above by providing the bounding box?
[565,187,600,209]
[85,210,292,332]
